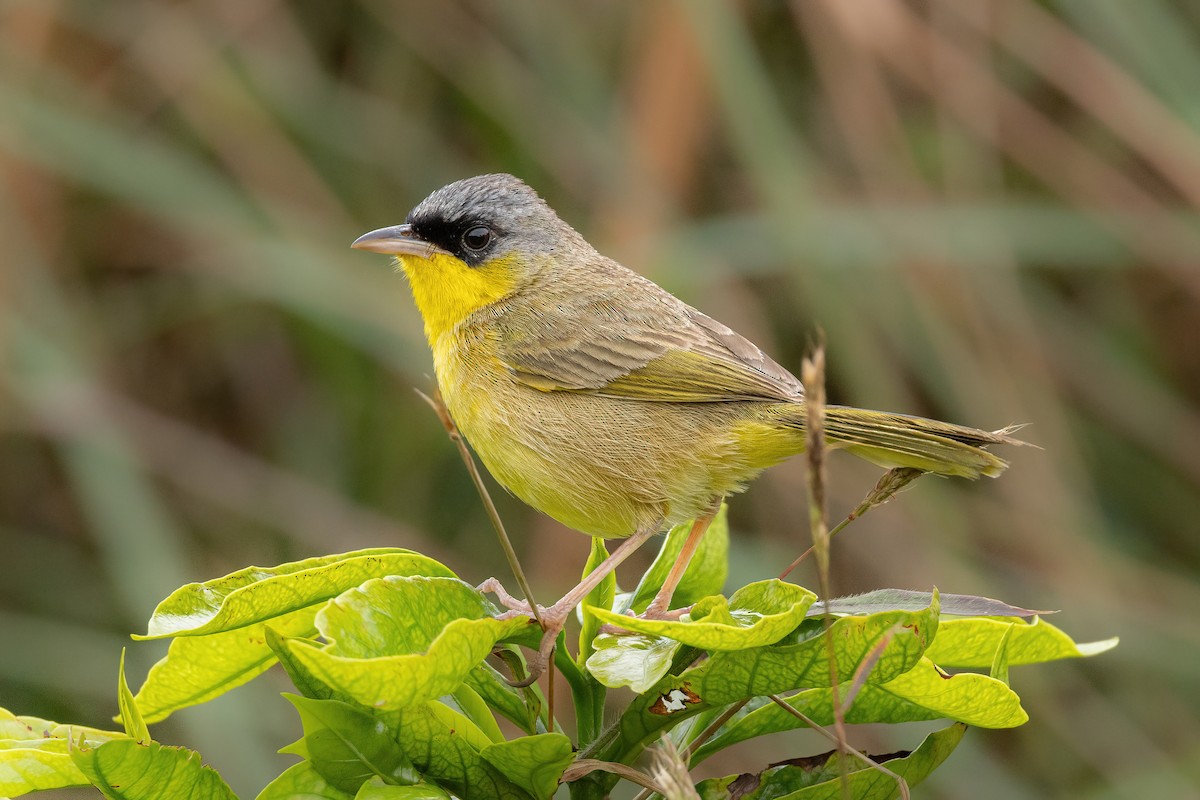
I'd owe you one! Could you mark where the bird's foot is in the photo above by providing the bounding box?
[598,603,692,636]
[477,578,573,687]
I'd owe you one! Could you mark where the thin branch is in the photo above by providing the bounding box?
[766,695,910,800]
[416,388,542,627]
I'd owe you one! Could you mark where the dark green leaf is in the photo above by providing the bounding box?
[480,733,574,799]
[256,761,354,800]
[694,722,966,799]
[282,695,418,794]
[382,701,533,799]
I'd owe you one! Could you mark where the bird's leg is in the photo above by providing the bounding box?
[478,523,661,687]
[642,501,721,619]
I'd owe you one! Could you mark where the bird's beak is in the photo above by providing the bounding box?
[350,224,450,258]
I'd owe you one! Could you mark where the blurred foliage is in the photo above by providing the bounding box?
[0,0,1197,797]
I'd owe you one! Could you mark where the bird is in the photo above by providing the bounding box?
[352,173,1020,680]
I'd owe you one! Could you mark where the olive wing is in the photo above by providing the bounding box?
[495,282,803,403]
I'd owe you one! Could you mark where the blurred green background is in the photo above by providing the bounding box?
[2,1,1198,797]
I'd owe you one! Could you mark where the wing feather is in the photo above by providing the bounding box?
[493,267,803,403]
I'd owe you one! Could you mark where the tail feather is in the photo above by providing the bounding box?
[817,406,1025,479]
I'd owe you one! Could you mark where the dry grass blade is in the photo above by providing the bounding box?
[648,736,701,800]
[561,759,667,795]
[800,342,850,797]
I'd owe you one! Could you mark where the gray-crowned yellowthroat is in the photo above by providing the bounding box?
[353,174,1020,678]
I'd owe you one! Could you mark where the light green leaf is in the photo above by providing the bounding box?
[585,633,682,692]
[136,607,320,723]
[117,650,150,744]
[71,739,237,800]
[587,580,816,650]
[924,616,1118,668]
[285,604,528,711]
[140,548,454,639]
[256,761,354,800]
[809,589,1046,618]
[578,537,617,666]
[382,701,532,799]
[692,657,1024,764]
[0,742,92,797]
[282,695,418,794]
[451,684,505,744]
[480,733,574,800]
[695,722,965,799]
[990,621,1015,685]
[355,775,451,798]
[268,626,349,703]
[0,709,125,797]
[317,577,490,657]
[628,504,730,614]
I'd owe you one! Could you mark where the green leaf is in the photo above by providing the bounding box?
[282,695,419,794]
[694,722,966,799]
[628,504,730,613]
[587,580,816,650]
[283,577,530,710]
[268,626,349,702]
[383,701,533,799]
[695,594,939,704]
[354,776,451,798]
[256,761,354,800]
[809,589,1047,618]
[924,616,1118,668]
[598,594,940,766]
[463,665,539,735]
[0,708,126,797]
[990,621,1015,685]
[117,650,150,744]
[71,739,237,800]
[136,607,320,722]
[578,537,617,666]
[317,577,490,657]
[0,741,93,797]
[584,633,682,693]
[692,658,1025,764]
[480,733,574,800]
[284,618,527,711]
[140,548,454,639]
[451,684,505,744]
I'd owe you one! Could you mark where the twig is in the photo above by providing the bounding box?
[416,388,542,627]
[766,695,910,800]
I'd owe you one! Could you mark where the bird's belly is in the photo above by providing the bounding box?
[434,336,784,538]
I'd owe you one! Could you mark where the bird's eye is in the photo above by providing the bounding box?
[462,225,493,252]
